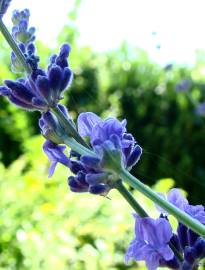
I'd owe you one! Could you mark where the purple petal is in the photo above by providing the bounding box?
[59,43,71,58]
[43,140,70,176]
[68,176,88,192]
[185,204,205,224]
[48,65,63,91]
[36,75,51,101]
[126,145,142,168]
[32,97,47,109]
[0,86,11,96]
[81,155,101,168]
[91,117,126,146]
[5,80,34,103]
[59,67,73,92]
[48,161,57,177]
[57,104,70,119]
[9,95,34,110]
[89,183,108,194]
[85,172,108,185]
[42,111,58,130]
[77,112,102,137]
[167,188,188,210]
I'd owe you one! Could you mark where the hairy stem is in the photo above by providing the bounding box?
[115,180,148,217]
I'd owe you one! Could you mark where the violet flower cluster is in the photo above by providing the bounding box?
[41,111,142,195]
[10,8,38,72]
[0,44,73,111]
[126,189,205,270]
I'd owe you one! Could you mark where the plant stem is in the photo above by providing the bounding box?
[119,168,205,238]
[62,136,96,157]
[52,106,89,148]
[115,180,148,217]
[0,19,32,74]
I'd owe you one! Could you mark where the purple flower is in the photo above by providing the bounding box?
[11,42,39,73]
[41,112,142,195]
[157,188,205,224]
[11,9,35,44]
[155,188,205,267]
[196,102,205,116]
[43,140,70,177]
[0,44,73,111]
[77,112,142,169]
[39,104,70,144]
[185,205,205,224]
[175,79,191,92]
[0,0,11,17]
[67,112,142,194]
[125,215,174,270]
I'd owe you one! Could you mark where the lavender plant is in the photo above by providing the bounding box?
[0,1,205,269]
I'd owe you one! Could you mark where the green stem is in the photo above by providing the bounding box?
[52,106,89,148]
[0,19,32,74]
[115,180,148,217]
[119,168,205,238]
[62,135,96,157]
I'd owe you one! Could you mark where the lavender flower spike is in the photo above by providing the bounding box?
[0,44,73,111]
[77,112,142,170]
[125,215,174,270]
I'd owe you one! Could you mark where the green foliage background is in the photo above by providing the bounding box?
[0,1,205,269]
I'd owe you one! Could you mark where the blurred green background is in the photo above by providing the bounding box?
[0,1,205,269]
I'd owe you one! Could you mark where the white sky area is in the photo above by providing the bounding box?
[3,0,205,65]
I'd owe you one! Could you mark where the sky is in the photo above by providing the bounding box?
[4,0,205,65]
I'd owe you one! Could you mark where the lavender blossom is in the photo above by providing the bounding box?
[41,112,142,195]
[0,44,73,111]
[11,9,35,44]
[158,188,205,224]
[155,188,205,269]
[67,113,142,193]
[43,140,70,177]
[9,9,38,73]
[77,112,142,169]
[125,215,174,270]
[175,79,191,92]
[0,0,11,17]
[11,42,39,72]
[196,102,205,116]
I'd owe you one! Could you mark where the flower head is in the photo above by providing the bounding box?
[154,188,205,268]
[41,112,142,195]
[157,188,205,224]
[125,215,174,270]
[0,0,11,17]
[77,112,142,170]
[11,9,35,44]
[0,44,73,111]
